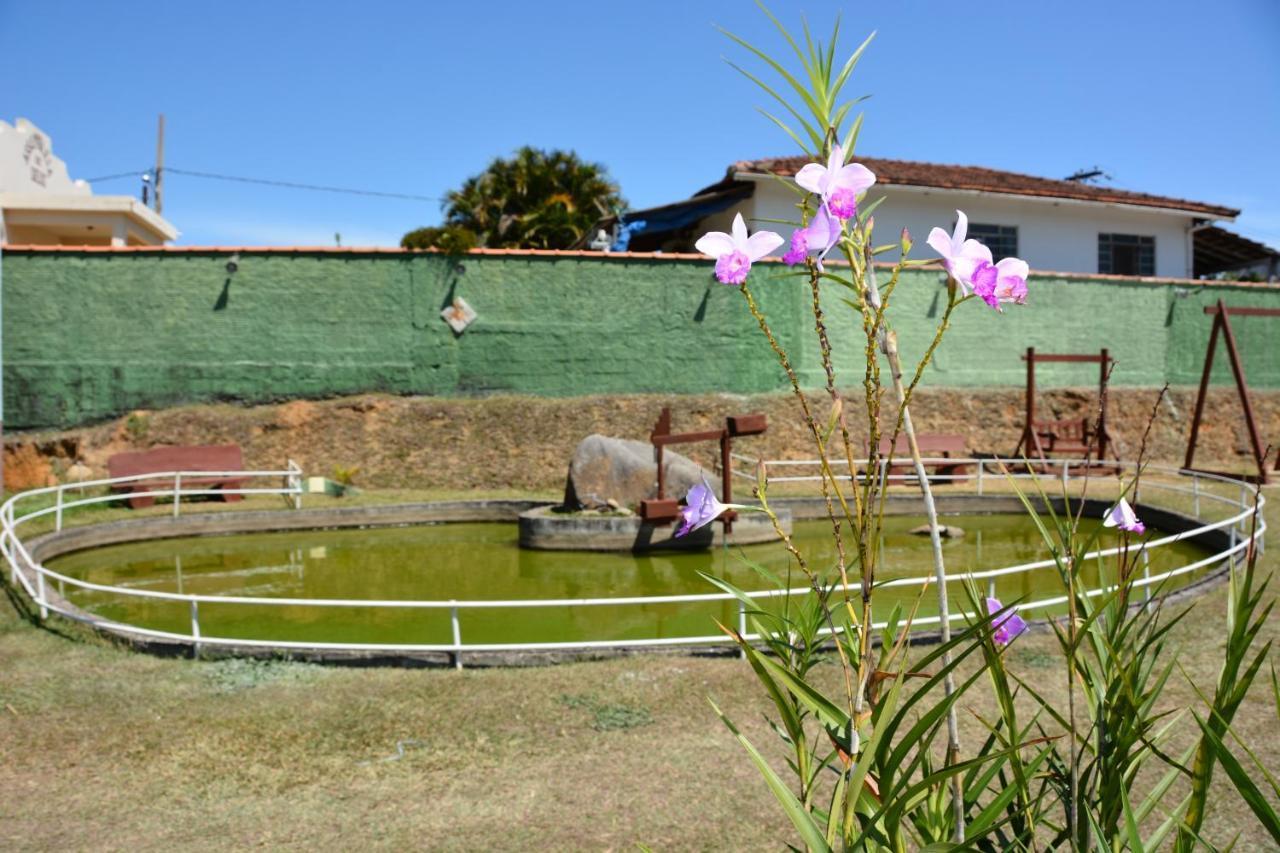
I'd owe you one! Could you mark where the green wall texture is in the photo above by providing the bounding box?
[2,248,1277,430]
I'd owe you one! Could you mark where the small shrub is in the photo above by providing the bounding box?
[124,413,150,443]
[331,465,359,487]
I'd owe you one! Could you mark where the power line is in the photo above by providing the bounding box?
[85,170,146,183]
[166,167,439,202]
[82,166,440,202]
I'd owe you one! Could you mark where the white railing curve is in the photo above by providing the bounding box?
[0,459,1266,667]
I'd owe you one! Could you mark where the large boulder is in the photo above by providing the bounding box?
[563,434,719,510]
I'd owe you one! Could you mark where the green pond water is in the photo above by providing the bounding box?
[48,516,1211,647]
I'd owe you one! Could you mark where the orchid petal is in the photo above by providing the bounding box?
[809,206,841,251]
[694,231,735,258]
[926,227,954,261]
[744,229,785,261]
[730,213,749,249]
[952,210,969,252]
[959,239,994,266]
[996,257,1030,281]
[825,144,844,177]
[831,162,876,195]
[794,163,827,195]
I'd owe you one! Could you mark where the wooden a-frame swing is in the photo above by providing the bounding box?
[1183,299,1279,485]
[1014,346,1116,467]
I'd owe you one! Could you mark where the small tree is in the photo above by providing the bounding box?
[402,147,624,251]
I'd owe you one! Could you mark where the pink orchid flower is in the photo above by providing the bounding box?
[695,213,784,285]
[794,143,876,221]
[783,206,840,267]
[674,477,750,537]
[926,210,995,294]
[986,597,1028,646]
[970,258,1029,311]
[1103,497,1145,534]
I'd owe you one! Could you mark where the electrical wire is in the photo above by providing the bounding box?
[84,170,147,183]
[82,167,439,202]
[165,167,439,202]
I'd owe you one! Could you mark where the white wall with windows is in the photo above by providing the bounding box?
[699,176,1202,279]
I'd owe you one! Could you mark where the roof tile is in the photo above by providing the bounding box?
[730,155,1239,219]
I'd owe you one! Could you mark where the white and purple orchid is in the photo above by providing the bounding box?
[927,210,1030,309]
[695,213,784,285]
[1103,497,1146,534]
[794,142,876,221]
[986,597,1028,646]
[926,210,994,295]
[675,477,750,538]
[970,258,1030,311]
[782,206,840,267]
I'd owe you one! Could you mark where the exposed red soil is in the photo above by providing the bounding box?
[5,388,1277,492]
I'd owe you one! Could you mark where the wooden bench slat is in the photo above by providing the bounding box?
[106,445,246,509]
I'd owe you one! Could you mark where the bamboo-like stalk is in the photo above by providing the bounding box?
[862,257,966,843]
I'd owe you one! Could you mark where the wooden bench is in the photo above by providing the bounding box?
[107,445,247,509]
[870,434,970,484]
[1032,417,1094,457]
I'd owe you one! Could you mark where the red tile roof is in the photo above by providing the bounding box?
[723,156,1239,219]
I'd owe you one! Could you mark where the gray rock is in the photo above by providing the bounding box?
[563,434,718,510]
[909,523,965,539]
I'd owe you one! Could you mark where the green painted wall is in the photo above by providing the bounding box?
[2,249,1277,430]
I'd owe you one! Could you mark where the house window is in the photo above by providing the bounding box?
[1098,233,1155,276]
[967,223,1018,259]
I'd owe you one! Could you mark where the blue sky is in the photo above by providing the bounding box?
[3,0,1278,248]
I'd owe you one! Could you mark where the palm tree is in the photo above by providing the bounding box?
[440,147,624,250]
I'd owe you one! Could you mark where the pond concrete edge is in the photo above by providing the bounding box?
[10,495,1239,667]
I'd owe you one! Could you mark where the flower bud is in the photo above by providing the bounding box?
[900,228,912,255]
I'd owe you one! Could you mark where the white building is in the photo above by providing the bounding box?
[0,118,177,247]
[613,156,1260,280]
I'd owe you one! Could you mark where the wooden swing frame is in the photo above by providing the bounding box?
[1183,299,1278,485]
[1014,346,1115,465]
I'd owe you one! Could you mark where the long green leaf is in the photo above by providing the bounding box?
[711,698,833,853]
[1191,712,1280,843]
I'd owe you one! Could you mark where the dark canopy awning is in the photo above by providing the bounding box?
[1194,225,1280,278]
[576,183,754,252]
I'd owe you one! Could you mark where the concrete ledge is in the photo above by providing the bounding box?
[27,499,553,563]
[517,505,790,551]
[10,495,1237,667]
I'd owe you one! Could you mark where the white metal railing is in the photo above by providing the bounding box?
[0,459,1265,668]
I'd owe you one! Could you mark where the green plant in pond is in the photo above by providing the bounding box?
[688,5,1275,850]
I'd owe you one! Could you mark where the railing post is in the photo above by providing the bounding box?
[35,566,48,620]
[288,459,302,510]
[173,473,183,519]
[738,600,747,660]
[986,578,996,601]
[55,486,64,532]
[976,459,984,496]
[1191,475,1201,518]
[450,604,463,671]
[190,599,201,657]
[1061,460,1069,493]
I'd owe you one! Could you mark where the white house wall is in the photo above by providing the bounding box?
[713,178,1200,279]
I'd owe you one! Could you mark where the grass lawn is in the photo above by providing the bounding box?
[0,483,1276,850]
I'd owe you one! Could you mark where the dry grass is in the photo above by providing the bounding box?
[0,485,1276,851]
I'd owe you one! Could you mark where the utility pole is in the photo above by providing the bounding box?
[154,114,165,215]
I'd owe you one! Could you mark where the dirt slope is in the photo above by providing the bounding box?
[5,388,1277,492]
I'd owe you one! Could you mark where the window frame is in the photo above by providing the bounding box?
[1098,232,1156,276]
